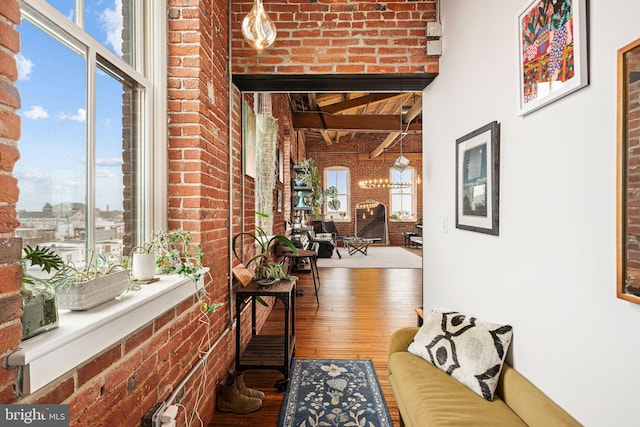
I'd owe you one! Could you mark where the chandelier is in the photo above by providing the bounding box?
[358,178,411,189]
[359,149,411,189]
[356,200,380,209]
[242,0,277,50]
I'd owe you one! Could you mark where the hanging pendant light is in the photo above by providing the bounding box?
[242,0,277,50]
[393,98,410,172]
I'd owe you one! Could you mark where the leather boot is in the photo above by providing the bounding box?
[230,370,265,400]
[216,378,262,414]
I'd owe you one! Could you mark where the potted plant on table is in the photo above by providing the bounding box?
[232,212,299,288]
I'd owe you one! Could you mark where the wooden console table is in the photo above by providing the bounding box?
[235,279,296,388]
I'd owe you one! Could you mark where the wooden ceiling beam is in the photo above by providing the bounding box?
[292,112,422,132]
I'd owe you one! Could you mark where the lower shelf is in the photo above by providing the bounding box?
[239,335,296,368]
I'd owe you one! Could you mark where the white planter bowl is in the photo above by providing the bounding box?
[56,270,129,310]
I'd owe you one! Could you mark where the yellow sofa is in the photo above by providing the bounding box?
[388,327,582,427]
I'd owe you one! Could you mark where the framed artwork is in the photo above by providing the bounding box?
[242,101,256,178]
[517,0,588,115]
[456,121,500,235]
[617,37,640,304]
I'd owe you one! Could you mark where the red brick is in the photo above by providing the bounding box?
[0,175,19,203]
[0,110,20,140]
[0,264,20,294]
[32,376,75,404]
[77,345,122,387]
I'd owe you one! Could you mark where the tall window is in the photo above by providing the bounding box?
[390,168,415,220]
[325,167,350,220]
[15,0,166,262]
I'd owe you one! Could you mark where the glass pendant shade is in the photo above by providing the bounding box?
[393,154,410,172]
[242,0,277,50]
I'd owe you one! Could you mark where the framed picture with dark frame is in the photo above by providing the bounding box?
[456,121,500,235]
[517,0,588,116]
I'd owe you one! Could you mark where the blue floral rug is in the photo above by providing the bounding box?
[278,359,392,427]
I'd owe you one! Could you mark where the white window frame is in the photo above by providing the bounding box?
[324,166,350,221]
[20,0,167,243]
[13,0,170,395]
[389,167,416,221]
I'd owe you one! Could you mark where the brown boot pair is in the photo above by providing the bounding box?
[216,371,264,414]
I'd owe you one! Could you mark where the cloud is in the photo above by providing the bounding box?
[100,0,123,57]
[96,157,123,167]
[23,105,48,120]
[16,54,35,81]
[58,108,86,122]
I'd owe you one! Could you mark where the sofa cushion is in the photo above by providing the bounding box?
[389,352,526,427]
[408,307,512,401]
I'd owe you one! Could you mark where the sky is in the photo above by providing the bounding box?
[15,0,126,212]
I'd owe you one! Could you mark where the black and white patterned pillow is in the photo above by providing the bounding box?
[408,307,513,401]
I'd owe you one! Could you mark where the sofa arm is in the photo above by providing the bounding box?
[388,327,420,361]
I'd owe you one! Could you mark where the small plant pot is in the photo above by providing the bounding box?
[131,252,156,281]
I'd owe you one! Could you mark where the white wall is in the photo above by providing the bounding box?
[422,1,640,425]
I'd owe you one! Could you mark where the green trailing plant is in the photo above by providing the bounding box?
[21,245,65,297]
[296,157,324,216]
[145,230,223,314]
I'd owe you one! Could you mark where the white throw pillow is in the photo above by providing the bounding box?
[408,307,513,401]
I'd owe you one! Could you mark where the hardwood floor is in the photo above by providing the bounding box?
[209,264,422,426]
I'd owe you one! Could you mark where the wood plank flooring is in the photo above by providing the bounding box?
[209,263,422,426]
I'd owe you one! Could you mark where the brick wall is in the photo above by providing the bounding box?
[231,0,439,76]
[1,0,427,423]
[306,132,423,245]
[0,0,22,405]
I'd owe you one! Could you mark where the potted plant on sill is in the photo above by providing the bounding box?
[232,212,299,288]
[20,245,65,340]
[49,251,131,311]
[144,229,224,314]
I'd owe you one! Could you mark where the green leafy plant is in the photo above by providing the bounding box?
[145,230,223,314]
[325,185,340,212]
[232,212,299,281]
[48,251,126,290]
[296,158,324,216]
[20,245,65,340]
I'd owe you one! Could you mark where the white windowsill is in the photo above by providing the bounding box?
[8,273,204,395]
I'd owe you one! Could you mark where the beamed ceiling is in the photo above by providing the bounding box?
[288,92,422,159]
[233,74,433,159]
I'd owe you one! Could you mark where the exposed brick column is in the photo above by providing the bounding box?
[0,0,23,404]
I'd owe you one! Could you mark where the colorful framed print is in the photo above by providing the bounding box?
[517,0,588,115]
[456,121,500,235]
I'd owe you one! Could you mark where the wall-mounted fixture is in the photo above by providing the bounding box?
[242,0,277,50]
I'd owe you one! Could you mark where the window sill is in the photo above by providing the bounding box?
[8,273,203,395]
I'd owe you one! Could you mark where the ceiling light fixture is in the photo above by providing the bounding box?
[359,149,412,189]
[393,99,410,172]
[241,0,277,50]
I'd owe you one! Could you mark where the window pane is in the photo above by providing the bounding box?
[47,0,76,22]
[85,0,134,65]
[15,19,87,253]
[95,63,142,256]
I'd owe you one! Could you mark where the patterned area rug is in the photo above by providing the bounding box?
[278,359,392,427]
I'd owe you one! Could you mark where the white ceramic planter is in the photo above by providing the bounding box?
[131,252,156,281]
[56,270,129,310]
